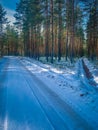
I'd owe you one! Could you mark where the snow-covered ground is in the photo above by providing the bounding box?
[20,57,98,129]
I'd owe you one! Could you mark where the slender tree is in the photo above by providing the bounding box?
[50,0,54,63]
[0,4,7,56]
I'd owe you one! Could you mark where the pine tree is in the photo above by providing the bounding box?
[4,25,19,55]
[0,4,7,56]
[44,0,49,62]
[50,0,54,63]
[86,0,98,60]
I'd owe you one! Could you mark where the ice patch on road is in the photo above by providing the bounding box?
[4,116,8,130]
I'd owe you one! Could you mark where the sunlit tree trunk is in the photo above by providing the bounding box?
[50,0,54,63]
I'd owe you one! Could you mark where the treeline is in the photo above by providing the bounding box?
[0,0,98,62]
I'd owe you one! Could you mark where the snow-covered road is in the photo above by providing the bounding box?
[0,57,96,130]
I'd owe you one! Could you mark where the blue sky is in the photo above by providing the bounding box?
[0,0,19,24]
[0,0,19,10]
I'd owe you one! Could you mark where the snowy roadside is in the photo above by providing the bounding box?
[76,58,98,91]
[20,57,98,129]
[83,58,98,85]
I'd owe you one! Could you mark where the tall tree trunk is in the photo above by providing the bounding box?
[50,0,54,63]
[70,0,74,63]
[58,0,62,62]
[45,0,49,62]
[65,28,69,61]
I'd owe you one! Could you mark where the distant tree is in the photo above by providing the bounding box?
[15,0,43,58]
[0,4,7,56]
[4,25,19,55]
[85,0,98,60]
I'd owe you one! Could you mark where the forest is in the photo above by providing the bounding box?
[0,0,98,63]
[0,1,98,129]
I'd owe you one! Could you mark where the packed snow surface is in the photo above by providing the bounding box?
[0,56,98,130]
